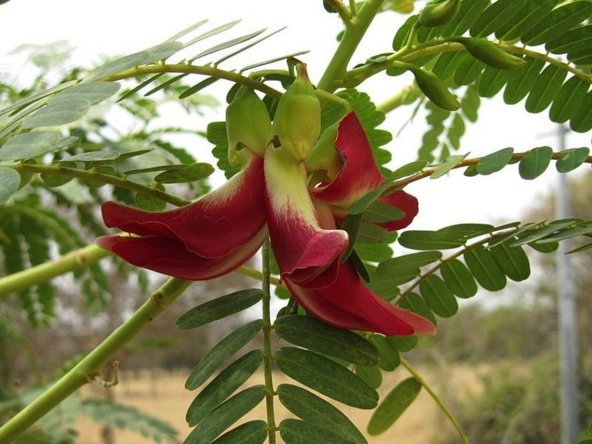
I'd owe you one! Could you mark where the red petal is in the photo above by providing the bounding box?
[378,190,419,231]
[286,263,436,336]
[96,227,266,280]
[101,155,265,258]
[310,112,383,210]
[264,147,348,287]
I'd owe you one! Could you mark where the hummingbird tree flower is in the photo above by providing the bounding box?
[97,154,267,280]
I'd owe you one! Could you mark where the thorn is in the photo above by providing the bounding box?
[92,361,120,388]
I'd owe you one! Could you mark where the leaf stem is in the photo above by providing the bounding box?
[317,0,386,92]
[104,63,282,99]
[261,239,278,443]
[376,83,416,113]
[0,278,192,442]
[14,163,190,207]
[386,151,592,193]
[400,358,469,444]
[325,0,352,25]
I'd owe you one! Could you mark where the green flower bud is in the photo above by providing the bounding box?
[455,37,527,70]
[226,87,272,164]
[419,0,461,27]
[407,65,460,111]
[273,63,321,161]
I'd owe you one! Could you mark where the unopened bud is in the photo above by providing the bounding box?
[273,63,321,161]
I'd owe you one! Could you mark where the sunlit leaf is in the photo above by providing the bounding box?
[22,99,90,128]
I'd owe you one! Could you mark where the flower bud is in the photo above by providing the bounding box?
[273,63,321,161]
[408,65,460,111]
[455,37,526,70]
[226,87,272,164]
[419,0,461,27]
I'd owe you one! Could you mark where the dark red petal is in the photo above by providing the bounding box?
[286,263,436,336]
[310,112,383,210]
[378,190,419,231]
[96,227,266,281]
[101,155,265,258]
[264,147,348,287]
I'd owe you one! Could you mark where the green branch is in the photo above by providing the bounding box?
[261,239,278,443]
[400,358,469,444]
[0,245,110,300]
[317,0,386,92]
[342,40,592,88]
[385,152,592,193]
[0,278,193,442]
[104,63,282,99]
[14,163,190,207]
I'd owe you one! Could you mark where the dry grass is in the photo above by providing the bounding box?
[76,364,485,444]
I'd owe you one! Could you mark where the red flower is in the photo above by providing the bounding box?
[98,110,434,336]
[97,154,267,280]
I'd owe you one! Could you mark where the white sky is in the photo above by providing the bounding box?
[1,0,589,232]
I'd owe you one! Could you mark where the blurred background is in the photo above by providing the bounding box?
[0,1,590,443]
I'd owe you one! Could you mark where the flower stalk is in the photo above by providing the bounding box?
[261,239,278,443]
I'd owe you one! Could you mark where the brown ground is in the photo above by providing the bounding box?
[76,364,484,444]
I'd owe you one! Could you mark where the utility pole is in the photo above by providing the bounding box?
[556,124,579,444]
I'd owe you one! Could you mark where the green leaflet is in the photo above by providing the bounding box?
[503,58,544,105]
[0,167,20,203]
[87,41,183,81]
[22,99,90,128]
[184,385,265,444]
[177,289,263,329]
[274,315,379,365]
[185,320,262,390]
[419,274,459,317]
[0,131,62,161]
[477,147,514,175]
[522,1,592,46]
[570,91,592,133]
[154,163,214,183]
[367,377,422,436]
[279,418,349,444]
[275,347,378,409]
[518,146,553,180]
[370,335,401,372]
[556,147,590,173]
[549,76,589,124]
[470,0,523,38]
[524,65,567,114]
[440,259,478,298]
[211,420,267,444]
[208,121,240,179]
[430,154,467,179]
[277,384,367,444]
[399,292,438,326]
[491,243,531,282]
[464,245,506,291]
[186,350,262,426]
[355,365,383,390]
[479,66,512,98]
[361,201,405,224]
[389,160,429,180]
[399,230,464,250]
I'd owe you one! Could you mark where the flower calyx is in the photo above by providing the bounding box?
[226,87,272,164]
